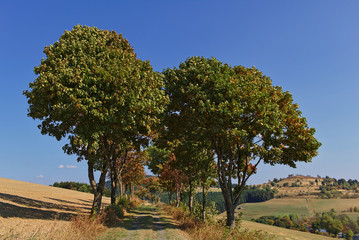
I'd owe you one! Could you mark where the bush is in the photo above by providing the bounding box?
[104,204,124,226]
[116,196,131,211]
[192,201,219,222]
[162,204,274,240]
[105,204,124,218]
[129,197,142,209]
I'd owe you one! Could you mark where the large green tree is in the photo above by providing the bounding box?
[163,56,321,228]
[24,25,167,214]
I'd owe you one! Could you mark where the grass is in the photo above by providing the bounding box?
[6,214,108,240]
[241,220,330,240]
[310,198,359,213]
[98,204,188,240]
[238,198,310,220]
[161,203,275,240]
[236,197,359,220]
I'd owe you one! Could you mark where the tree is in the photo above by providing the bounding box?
[142,176,162,203]
[163,56,321,228]
[147,146,187,207]
[120,149,147,197]
[24,25,167,214]
[346,230,353,240]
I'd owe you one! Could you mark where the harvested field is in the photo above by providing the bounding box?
[0,177,110,239]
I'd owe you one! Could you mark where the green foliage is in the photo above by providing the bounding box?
[147,146,171,175]
[252,214,305,230]
[52,181,111,197]
[161,187,276,213]
[24,25,168,213]
[163,56,321,227]
[318,185,342,199]
[346,229,353,240]
[116,196,131,211]
[52,181,91,192]
[25,25,167,154]
[105,204,124,218]
[192,201,219,222]
[312,211,348,237]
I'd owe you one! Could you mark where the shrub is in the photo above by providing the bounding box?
[116,196,131,211]
[105,204,124,218]
[192,201,219,222]
[162,204,274,240]
[104,204,124,226]
[129,197,142,209]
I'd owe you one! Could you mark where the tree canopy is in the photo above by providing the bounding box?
[163,56,321,228]
[24,25,168,213]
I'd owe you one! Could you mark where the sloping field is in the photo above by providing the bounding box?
[238,197,359,220]
[0,177,110,239]
[239,198,309,219]
[241,220,330,240]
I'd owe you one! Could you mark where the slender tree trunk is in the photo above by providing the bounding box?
[202,184,206,221]
[110,158,117,204]
[217,155,235,228]
[176,185,181,207]
[188,179,193,214]
[131,183,134,198]
[88,160,109,215]
[118,176,123,197]
[168,192,172,204]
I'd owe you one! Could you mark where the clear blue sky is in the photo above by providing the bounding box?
[1,1,358,185]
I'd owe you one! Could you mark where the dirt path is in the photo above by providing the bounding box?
[98,204,188,240]
[305,198,314,216]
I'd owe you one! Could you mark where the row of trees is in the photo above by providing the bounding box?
[24,25,321,228]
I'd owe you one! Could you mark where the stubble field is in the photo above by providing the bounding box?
[0,177,110,239]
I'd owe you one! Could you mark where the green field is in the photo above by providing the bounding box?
[237,198,359,220]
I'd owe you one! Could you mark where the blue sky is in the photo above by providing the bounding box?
[1,1,358,185]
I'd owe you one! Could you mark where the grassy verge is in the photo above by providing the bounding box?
[160,203,274,240]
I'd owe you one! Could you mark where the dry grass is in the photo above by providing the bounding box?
[161,204,274,240]
[241,220,330,240]
[1,214,107,240]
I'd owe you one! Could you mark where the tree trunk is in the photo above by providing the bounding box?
[118,176,123,198]
[202,184,206,221]
[220,182,236,229]
[131,183,134,198]
[188,179,193,214]
[175,186,181,207]
[226,207,235,229]
[168,192,172,204]
[88,160,109,215]
[110,158,117,204]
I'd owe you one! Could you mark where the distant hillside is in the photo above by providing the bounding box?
[256,175,359,199]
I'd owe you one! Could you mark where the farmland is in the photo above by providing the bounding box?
[2,176,359,239]
[0,177,110,239]
[0,177,190,240]
[238,198,359,220]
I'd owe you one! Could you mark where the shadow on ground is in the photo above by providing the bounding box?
[0,201,76,220]
[0,193,91,220]
[119,207,179,231]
